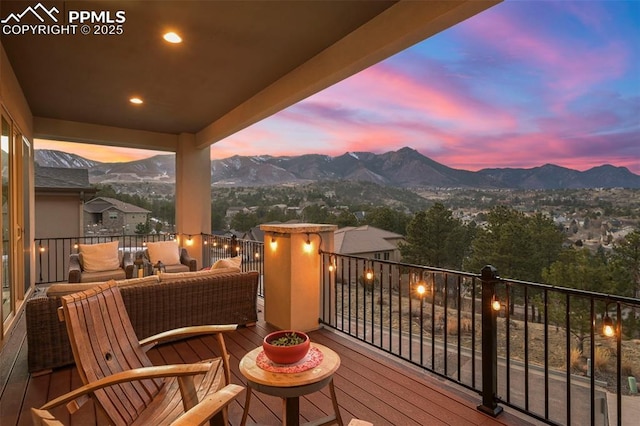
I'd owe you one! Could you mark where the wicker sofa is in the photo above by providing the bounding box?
[26,268,259,373]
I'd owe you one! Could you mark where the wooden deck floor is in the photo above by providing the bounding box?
[1,302,536,425]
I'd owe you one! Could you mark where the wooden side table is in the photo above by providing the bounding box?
[239,342,343,426]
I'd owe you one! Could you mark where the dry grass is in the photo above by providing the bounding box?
[594,346,611,372]
[570,347,583,372]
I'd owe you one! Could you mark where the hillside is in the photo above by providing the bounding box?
[34,147,640,190]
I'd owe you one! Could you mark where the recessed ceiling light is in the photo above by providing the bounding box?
[129,97,143,105]
[163,32,182,43]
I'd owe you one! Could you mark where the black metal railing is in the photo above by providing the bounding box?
[35,234,176,284]
[319,252,640,426]
[201,234,264,297]
[34,234,264,294]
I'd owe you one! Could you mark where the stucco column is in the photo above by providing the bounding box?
[175,133,211,268]
[260,223,337,332]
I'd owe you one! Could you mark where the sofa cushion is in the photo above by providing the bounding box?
[46,283,99,297]
[117,275,161,288]
[211,256,242,270]
[78,241,120,272]
[146,240,181,265]
[47,275,160,297]
[159,267,241,283]
[79,268,127,283]
[163,263,190,273]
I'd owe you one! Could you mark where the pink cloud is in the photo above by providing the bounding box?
[461,6,629,106]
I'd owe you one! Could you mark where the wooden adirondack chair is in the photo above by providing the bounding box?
[31,281,243,425]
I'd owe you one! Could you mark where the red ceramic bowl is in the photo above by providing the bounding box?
[262,330,310,364]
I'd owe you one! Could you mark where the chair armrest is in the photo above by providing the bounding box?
[68,254,82,283]
[139,324,237,349]
[180,248,197,271]
[122,251,134,279]
[38,364,212,411]
[169,384,244,426]
[39,363,214,411]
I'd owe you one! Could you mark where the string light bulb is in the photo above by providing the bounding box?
[303,235,313,253]
[602,312,615,337]
[328,255,336,272]
[491,296,501,312]
[365,269,374,281]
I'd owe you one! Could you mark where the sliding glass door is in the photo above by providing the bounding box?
[1,115,12,324]
[0,110,29,336]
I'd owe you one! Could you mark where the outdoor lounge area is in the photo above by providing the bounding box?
[2,230,638,425]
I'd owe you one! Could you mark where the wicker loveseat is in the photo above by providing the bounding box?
[26,268,259,373]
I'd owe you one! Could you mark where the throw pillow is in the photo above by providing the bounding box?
[211,256,242,270]
[78,241,120,272]
[146,240,181,265]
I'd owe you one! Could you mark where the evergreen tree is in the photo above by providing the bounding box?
[542,248,615,352]
[230,211,258,232]
[611,229,640,337]
[464,206,562,281]
[302,205,334,223]
[335,210,358,228]
[399,203,469,269]
[611,229,640,299]
[134,217,152,235]
[364,206,410,235]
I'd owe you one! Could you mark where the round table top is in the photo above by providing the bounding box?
[239,342,340,388]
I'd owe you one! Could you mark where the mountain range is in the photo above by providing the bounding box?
[34,147,640,190]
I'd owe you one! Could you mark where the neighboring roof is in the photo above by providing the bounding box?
[243,226,265,243]
[334,225,404,254]
[84,197,150,214]
[34,165,94,191]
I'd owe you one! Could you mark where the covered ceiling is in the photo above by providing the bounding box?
[1,0,499,151]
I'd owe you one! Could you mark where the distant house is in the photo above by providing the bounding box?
[34,165,96,238]
[225,207,249,218]
[334,225,405,262]
[84,197,150,235]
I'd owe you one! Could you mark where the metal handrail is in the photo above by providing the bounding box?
[319,251,640,426]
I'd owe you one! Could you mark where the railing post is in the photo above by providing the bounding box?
[478,265,503,417]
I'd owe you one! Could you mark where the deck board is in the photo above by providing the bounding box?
[1,303,536,426]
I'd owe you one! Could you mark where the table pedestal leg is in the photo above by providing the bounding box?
[283,397,300,426]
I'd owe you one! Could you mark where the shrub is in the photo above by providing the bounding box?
[621,353,638,377]
[445,317,472,335]
[570,347,582,371]
[594,347,611,372]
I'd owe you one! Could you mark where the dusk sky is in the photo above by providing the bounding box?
[37,0,640,174]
